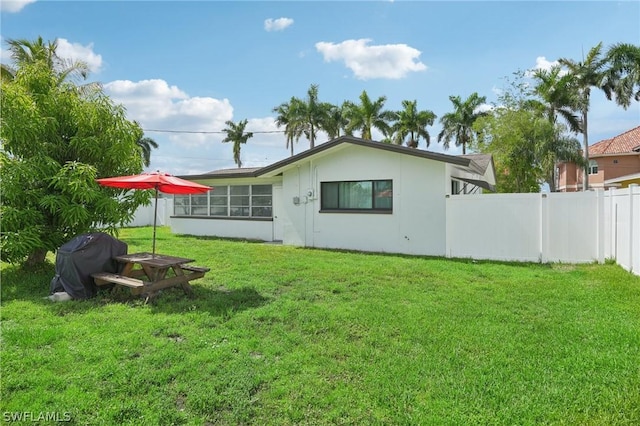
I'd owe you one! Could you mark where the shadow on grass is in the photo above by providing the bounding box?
[145,285,270,316]
[294,245,555,269]
[1,264,270,318]
[174,233,265,244]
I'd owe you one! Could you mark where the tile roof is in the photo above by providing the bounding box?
[589,125,640,155]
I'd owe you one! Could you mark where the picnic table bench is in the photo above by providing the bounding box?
[92,252,210,302]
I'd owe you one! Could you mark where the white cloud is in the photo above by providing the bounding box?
[475,103,494,114]
[0,0,36,13]
[525,56,567,78]
[99,79,295,175]
[56,38,103,73]
[315,38,427,80]
[264,17,294,32]
[104,79,233,147]
[532,56,559,72]
[0,36,103,74]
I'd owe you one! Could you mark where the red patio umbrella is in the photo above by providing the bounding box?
[96,171,212,256]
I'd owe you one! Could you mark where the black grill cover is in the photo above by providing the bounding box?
[50,232,128,299]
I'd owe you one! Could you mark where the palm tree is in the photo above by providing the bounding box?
[558,42,609,191]
[273,97,304,156]
[540,127,585,192]
[437,92,488,154]
[324,103,349,140]
[222,119,254,168]
[531,66,581,133]
[343,90,395,140]
[531,66,584,191]
[3,37,96,90]
[136,136,159,168]
[603,42,640,109]
[392,100,437,148]
[298,84,333,149]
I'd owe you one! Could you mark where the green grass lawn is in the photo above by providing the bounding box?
[2,226,639,425]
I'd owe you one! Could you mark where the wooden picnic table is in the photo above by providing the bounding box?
[92,252,209,301]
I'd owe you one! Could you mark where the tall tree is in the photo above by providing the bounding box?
[392,100,436,148]
[603,42,640,109]
[222,119,254,168]
[298,84,332,149]
[324,103,349,140]
[136,135,159,168]
[531,66,582,191]
[558,42,609,191]
[473,74,584,193]
[1,40,146,267]
[539,128,584,192]
[437,92,488,154]
[474,109,555,193]
[273,97,304,156]
[2,36,99,94]
[531,65,582,133]
[343,90,394,140]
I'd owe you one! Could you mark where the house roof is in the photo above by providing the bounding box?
[181,135,481,180]
[459,153,494,175]
[589,125,640,156]
[257,135,471,177]
[197,167,262,179]
[457,177,496,192]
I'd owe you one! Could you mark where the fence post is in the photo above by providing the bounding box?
[596,189,605,263]
[611,188,618,260]
[629,184,637,273]
[445,195,451,259]
[539,193,548,263]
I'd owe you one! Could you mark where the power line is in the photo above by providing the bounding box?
[143,128,285,134]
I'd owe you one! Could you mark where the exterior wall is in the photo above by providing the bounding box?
[557,162,579,192]
[168,176,283,241]
[170,216,275,241]
[601,154,640,181]
[278,144,448,256]
[558,154,640,191]
[132,185,639,276]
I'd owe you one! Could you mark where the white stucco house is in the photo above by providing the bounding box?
[172,136,496,256]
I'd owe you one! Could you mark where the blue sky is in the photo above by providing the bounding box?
[2,0,639,176]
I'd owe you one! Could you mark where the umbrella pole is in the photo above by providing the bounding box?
[152,187,158,257]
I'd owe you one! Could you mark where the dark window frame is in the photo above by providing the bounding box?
[320,179,393,213]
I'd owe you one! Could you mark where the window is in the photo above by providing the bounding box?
[174,195,190,215]
[321,180,392,212]
[588,160,598,175]
[230,185,250,217]
[173,185,272,218]
[452,180,461,195]
[251,185,273,217]
[191,194,208,215]
[210,186,228,216]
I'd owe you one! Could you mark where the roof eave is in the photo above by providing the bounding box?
[257,136,472,177]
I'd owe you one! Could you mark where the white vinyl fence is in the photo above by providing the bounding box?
[446,185,640,275]
[127,198,173,228]
[130,187,640,275]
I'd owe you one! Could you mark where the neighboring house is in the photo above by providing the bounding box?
[172,136,495,256]
[557,126,640,192]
